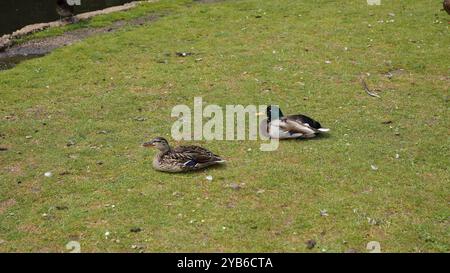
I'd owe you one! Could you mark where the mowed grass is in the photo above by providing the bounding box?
[0,0,449,252]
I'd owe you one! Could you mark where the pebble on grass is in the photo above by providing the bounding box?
[306,239,316,249]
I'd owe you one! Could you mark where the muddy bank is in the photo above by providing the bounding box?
[0,1,144,51]
[0,3,160,71]
[0,14,159,70]
[0,0,140,36]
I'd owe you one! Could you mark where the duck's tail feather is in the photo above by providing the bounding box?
[318,128,330,132]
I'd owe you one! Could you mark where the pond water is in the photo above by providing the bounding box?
[0,0,136,36]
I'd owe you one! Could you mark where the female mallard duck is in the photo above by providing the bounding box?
[263,105,330,139]
[143,137,225,173]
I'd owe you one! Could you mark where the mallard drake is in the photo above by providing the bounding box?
[444,0,450,15]
[263,105,330,139]
[143,137,225,173]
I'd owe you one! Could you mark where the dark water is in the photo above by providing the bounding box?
[0,0,135,36]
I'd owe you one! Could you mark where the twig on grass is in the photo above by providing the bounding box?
[360,77,381,98]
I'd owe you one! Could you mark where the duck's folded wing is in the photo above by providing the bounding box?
[281,118,318,135]
[174,146,223,163]
[162,152,194,166]
[287,115,322,129]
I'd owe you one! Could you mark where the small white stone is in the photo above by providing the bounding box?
[44,171,53,177]
[371,165,379,171]
[325,60,332,64]
[205,175,213,182]
[104,231,110,237]
[395,154,400,159]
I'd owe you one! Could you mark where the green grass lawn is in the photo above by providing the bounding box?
[0,0,449,252]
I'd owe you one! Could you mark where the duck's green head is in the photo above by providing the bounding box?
[143,137,170,152]
[266,105,284,122]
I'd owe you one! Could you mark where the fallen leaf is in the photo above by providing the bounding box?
[134,117,147,122]
[229,183,241,190]
[131,243,146,250]
[320,209,329,217]
[66,140,76,147]
[130,227,142,233]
